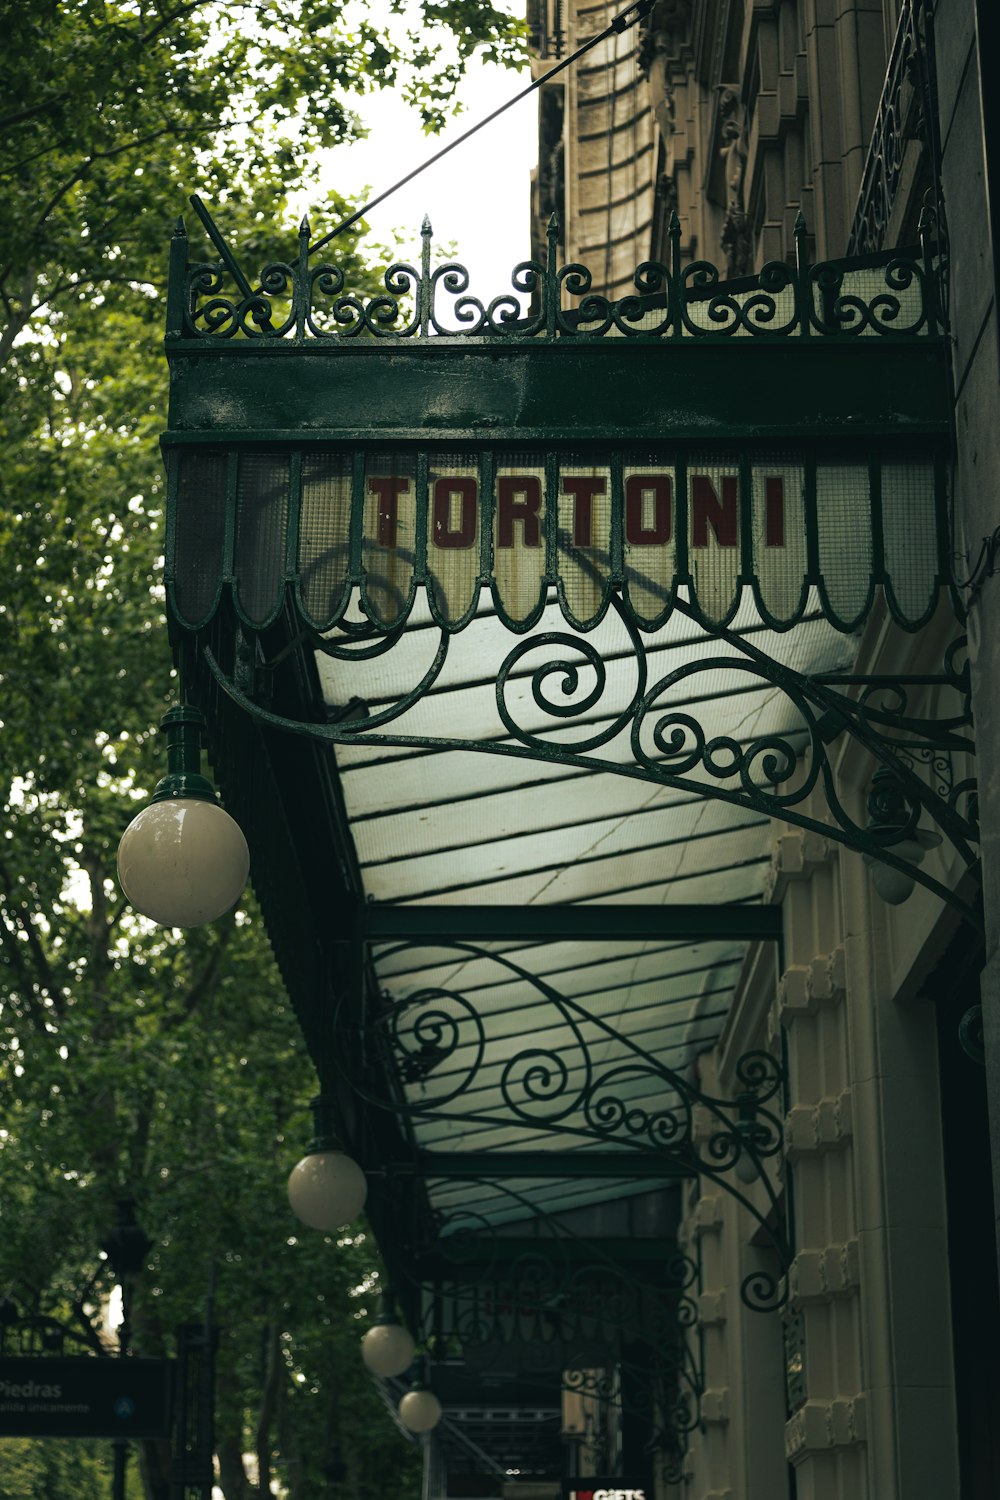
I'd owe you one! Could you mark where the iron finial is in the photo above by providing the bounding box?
[421,213,433,237]
[668,209,680,234]
[173,215,187,238]
[299,214,310,237]
[547,211,560,235]
[793,210,807,235]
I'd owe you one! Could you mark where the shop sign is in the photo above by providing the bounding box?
[563,1480,649,1500]
[169,446,946,637]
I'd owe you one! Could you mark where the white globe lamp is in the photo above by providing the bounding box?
[287,1096,367,1231]
[117,705,249,927]
[398,1383,442,1433]
[361,1292,416,1377]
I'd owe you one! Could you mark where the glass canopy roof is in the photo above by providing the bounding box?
[312,588,854,1226]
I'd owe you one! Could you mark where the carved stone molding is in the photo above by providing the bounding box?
[718,86,751,277]
[785,1089,853,1157]
[785,1394,868,1461]
[767,830,837,900]
[778,948,847,1023]
[640,0,693,179]
[789,1240,861,1304]
[697,1289,728,1326]
[691,1193,725,1236]
[700,1387,731,1425]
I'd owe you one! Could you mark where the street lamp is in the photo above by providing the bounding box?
[398,1380,443,1433]
[117,704,249,927]
[863,767,942,906]
[361,1289,416,1377]
[734,1092,761,1184]
[287,1095,367,1231]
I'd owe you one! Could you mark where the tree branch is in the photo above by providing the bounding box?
[0,853,60,1013]
[254,1319,282,1499]
[139,1,213,47]
[0,903,48,1025]
[0,95,69,132]
[179,922,233,1020]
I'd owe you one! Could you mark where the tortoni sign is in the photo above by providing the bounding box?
[168,445,946,637]
[164,217,950,646]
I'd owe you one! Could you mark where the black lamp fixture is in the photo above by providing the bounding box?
[862,766,941,906]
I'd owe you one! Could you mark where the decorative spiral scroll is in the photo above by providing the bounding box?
[383,986,485,1107]
[632,651,820,810]
[304,263,345,336]
[735,1049,784,1104]
[741,1265,788,1314]
[500,1044,587,1126]
[583,1065,692,1152]
[808,256,929,336]
[496,596,648,756]
[611,260,672,335]
[187,259,298,338]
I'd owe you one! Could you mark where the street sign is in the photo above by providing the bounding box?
[0,1356,173,1439]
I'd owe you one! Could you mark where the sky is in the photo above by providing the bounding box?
[299,3,539,305]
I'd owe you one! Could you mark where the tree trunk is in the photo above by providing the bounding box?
[254,1319,283,1498]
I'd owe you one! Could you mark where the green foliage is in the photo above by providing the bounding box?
[0,0,526,359]
[0,1438,138,1500]
[0,1,526,1493]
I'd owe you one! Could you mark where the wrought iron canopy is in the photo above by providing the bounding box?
[159,204,972,1483]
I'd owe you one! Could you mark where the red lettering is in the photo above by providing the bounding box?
[432,476,478,549]
[765,475,785,547]
[625,473,672,545]
[561,474,607,546]
[368,474,410,547]
[497,474,542,548]
[691,473,738,547]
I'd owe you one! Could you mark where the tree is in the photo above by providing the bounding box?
[0,0,524,367]
[0,2,526,1493]
[0,266,425,1496]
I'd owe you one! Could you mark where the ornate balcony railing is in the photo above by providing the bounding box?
[170,204,942,344]
[848,0,937,256]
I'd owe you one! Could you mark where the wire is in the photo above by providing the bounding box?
[307,0,657,256]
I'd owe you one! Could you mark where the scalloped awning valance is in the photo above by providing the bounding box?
[166,443,947,637]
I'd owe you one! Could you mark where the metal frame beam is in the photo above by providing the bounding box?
[389,1150,696,1180]
[360,903,782,943]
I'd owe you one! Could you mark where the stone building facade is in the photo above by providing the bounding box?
[526,2,1000,1497]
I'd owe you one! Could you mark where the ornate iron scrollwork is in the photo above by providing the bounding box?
[173,205,941,343]
[345,941,793,1313]
[207,587,980,927]
[386,1177,702,1473]
[848,0,939,259]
